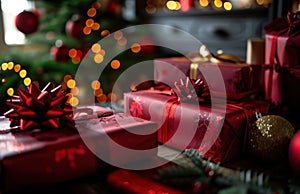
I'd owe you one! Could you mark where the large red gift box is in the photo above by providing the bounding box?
[154,57,264,100]
[0,106,157,192]
[264,11,300,108]
[124,90,269,163]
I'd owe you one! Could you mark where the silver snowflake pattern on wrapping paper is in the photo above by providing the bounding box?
[129,96,143,118]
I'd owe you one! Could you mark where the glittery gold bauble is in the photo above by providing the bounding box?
[248,115,295,161]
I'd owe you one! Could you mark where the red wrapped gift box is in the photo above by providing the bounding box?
[0,106,158,192]
[154,57,264,100]
[264,11,300,108]
[124,90,269,164]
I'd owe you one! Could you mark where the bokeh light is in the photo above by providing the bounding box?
[91,80,101,90]
[7,62,14,70]
[224,2,232,10]
[131,43,141,53]
[87,7,97,17]
[14,64,21,72]
[68,96,79,106]
[94,54,104,63]
[111,60,120,69]
[214,0,222,8]
[7,88,14,96]
[67,79,76,88]
[19,69,27,78]
[92,43,101,53]
[199,0,209,7]
[1,63,8,71]
[23,77,31,86]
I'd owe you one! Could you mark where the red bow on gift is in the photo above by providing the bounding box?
[4,82,74,131]
[264,11,300,36]
[171,77,210,102]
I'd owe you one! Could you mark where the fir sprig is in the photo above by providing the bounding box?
[156,149,276,194]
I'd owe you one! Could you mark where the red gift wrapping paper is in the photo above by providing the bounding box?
[124,90,269,163]
[264,11,300,107]
[107,169,185,194]
[154,57,264,100]
[0,106,158,192]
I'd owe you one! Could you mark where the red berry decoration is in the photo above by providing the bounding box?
[289,130,300,176]
[15,10,39,35]
[51,44,70,63]
[65,15,85,40]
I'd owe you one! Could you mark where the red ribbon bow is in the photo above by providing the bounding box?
[4,82,74,131]
[264,11,300,36]
[171,77,210,102]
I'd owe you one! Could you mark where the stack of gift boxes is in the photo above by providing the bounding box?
[0,11,299,193]
[124,53,269,164]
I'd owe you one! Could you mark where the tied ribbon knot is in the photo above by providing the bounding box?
[287,11,300,35]
[4,82,74,131]
[171,77,210,103]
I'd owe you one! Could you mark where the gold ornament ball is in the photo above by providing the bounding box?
[248,115,295,161]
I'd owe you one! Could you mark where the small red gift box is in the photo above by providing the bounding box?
[264,11,300,108]
[154,57,264,100]
[124,90,269,164]
[0,106,157,192]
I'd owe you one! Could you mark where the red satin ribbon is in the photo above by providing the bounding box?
[160,97,179,143]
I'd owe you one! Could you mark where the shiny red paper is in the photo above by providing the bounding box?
[124,90,270,163]
[154,57,263,100]
[264,11,300,107]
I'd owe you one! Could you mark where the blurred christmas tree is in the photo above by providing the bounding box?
[0,0,159,114]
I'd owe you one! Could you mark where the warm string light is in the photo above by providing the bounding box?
[161,0,266,11]
[84,3,101,36]
[0,62,32,96]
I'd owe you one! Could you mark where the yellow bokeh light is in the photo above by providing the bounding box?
[69,48,77,58]
[87,7,97,17]
[117,37,127,46]
[92,43,101,53]
[97,94,107,102]
[19,69,27,78]
[214,0,222,8]
[94,54,104,63]
[131,43,141,53]
[199,0,209,7]
[71,87,79,96]
[64,74,72,83]
[256,0,264,5]
[7,62,14,70]
[94,88,103,97]
[86,19,94,27]
[175,2,181,10]
[14,64,21,72]
[83,26,92,35]
[114,31,123,40]
[7,88,14,96]
[101,30,110,37]
[224,2,232,10]
[2,78,6,83]
[69,96,79,107]
[67,79,76,89]
[1,63,8,71]
[166,1,177,10]
[92,22,100,30]
[91,80,101,90]
[111,60,121,70]
[23,77,31,86]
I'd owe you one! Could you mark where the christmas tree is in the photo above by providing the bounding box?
[0,0,160,114]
